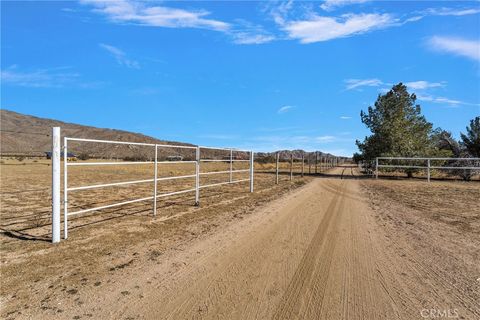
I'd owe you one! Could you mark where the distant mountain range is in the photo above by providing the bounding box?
[0,110,341,160]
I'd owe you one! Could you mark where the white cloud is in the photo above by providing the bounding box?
[1,68,79,88]
[346,79,447,91]
[278,105,295,114]
[416,94,479,107]
[230,20,276,44]
[315,135,336,142]
[81,0,230,31]
[428,36,480,62]
[340,116,352,119]
[404,80,445,90]
[345,78,383,90]
[422,7,480,17]
[282,13,396,43]
[231,32,275,45]
[99,43,140,69]
[320,0,371,11]
[83,0,274,45]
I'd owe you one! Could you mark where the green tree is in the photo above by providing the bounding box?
[460,116,480,157]
[356,83,433,159]
[356,83,435,177]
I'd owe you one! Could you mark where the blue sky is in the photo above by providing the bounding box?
[2,0,479,156]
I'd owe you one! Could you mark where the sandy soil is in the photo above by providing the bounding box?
[1,164,479,319]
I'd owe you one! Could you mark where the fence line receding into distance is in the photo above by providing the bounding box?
[375,157,480,182]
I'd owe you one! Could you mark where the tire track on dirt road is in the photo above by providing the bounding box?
[43,165,478,320]
[272,181,346,319]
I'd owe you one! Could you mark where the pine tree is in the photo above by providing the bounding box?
[356,83,433,159]
[460,117,480,157]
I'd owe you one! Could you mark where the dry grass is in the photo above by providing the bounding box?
[0,159,306,241]
[0,159,312,318]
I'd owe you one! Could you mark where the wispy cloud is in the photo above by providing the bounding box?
[231,32,275,45]
[427,36,480,62]
[278,105,295,114]
[81,0,230,31]
[83,0,275,45]
[320,0,371,11]
[345,78,383,90]
[421,7,480,17]
[281,13,396,43]
[0,66,105,89]
[99,43,140,69]
[1,67,80,88]
[345,79,448,91]
[340,116,352,119]
[230,19,276,44]
[404,80,445,90]
[416,94,479,107]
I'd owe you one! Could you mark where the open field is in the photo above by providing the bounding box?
[1,164,479,319]
[0,158,304,241]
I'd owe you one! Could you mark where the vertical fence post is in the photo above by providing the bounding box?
[52,127,61,244]
[315,152,318,174]
[195,147,200,206]
[309,154,311,174]
[153,145,158,216]
[427,158,431,183]
[275,152,279,185]
[249,151,254,192]
[230,149,233,183]
[301,153,305,177]
[63,136,68,239]
[290,153,293,181]
[375,157,379,179]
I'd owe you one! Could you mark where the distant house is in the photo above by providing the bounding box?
[166,155,183,161]
[45,152,76,160]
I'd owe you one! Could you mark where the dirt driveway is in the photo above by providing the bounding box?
[2,166,479,319]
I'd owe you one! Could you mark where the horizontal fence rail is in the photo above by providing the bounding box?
[375,157,480,182]
[55,129,254,242]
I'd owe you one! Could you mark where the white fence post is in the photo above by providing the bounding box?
[230,149,233,183]
[52,127,61,244]
[375,157,379,179]
[427,159,431,183]
[153,144,158,216]
[249,151,254,192]
[63,136,68,239]
[195,147,200,205]
[275,152,279,185]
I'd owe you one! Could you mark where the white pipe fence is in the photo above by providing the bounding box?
[53,127,254,243]
[375,157,480,182]
[273,152,340,184]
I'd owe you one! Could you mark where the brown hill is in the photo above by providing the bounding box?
[0,109,199,160]
[0,110,339,160]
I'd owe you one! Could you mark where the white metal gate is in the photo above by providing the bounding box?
[51,127,254,243]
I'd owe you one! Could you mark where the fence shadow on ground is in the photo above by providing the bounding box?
[0,187,247,243]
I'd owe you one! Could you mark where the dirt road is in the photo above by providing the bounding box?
[45,166,476,320]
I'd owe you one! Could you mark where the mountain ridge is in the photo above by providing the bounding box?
[0,109,338,159]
